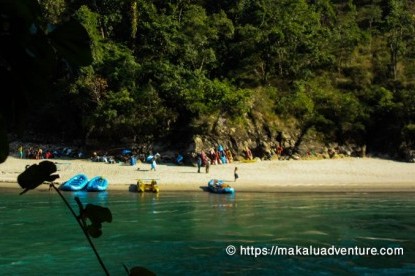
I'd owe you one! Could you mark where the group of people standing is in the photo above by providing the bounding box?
[17,145,85,160]
[196,145,240,181]
[18,145,49,160]
[196,145,234,173]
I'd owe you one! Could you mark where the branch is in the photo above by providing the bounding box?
[49,184,110,276]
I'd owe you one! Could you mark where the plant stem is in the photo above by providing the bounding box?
[50,184,110,276]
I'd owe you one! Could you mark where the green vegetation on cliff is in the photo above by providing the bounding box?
[2,0,415,158]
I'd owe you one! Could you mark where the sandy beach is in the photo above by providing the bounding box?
[1,156,414,193]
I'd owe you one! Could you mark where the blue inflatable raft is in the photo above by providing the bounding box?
[207,179,235,194]
[59,174,89,191]
[86,176,109,192]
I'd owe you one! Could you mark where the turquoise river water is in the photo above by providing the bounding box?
[0,188,414,275]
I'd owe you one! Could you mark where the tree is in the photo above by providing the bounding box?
[0,0,92,163]
[228,0,334,85]
[276,77,365,149]
[382,0,415,81]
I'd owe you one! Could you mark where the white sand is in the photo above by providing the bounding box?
[1,156,414,192]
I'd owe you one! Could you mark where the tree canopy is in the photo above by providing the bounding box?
[2,0,415,160]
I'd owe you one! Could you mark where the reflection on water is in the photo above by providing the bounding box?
[208,193,236,208]
[70,190,109,206]
[0,189,414,275]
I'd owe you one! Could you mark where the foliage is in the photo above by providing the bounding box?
[0,0,92,162]
[276,77,366,144]
[182,76,252,117]
[38,0,66,24]
[3,0,415,158]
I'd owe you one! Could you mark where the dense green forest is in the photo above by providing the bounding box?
[2,0,415,159]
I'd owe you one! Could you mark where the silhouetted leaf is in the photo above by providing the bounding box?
[48,19,93,67]
[129,266,156,276]
[82,204,112,238]
[84,204,112,224]
[123,264,156,276]
[17,160,59,194]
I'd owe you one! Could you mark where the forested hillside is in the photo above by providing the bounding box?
[2,0,415,159]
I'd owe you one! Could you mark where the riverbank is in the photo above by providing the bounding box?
[1,156,414,192]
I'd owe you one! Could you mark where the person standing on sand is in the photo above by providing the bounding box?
[244,146,253,160]
[205,159,210,173]
[36,147,43,160]
[18,145,23,159]
[197,154,202,173]
[150,156,157,171]
[234,167,239,182]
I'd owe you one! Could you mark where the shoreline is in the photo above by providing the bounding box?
[1,156,414,193]
[1,182,415,193]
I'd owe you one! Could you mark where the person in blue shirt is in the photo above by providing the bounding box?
[197,154,202,173]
